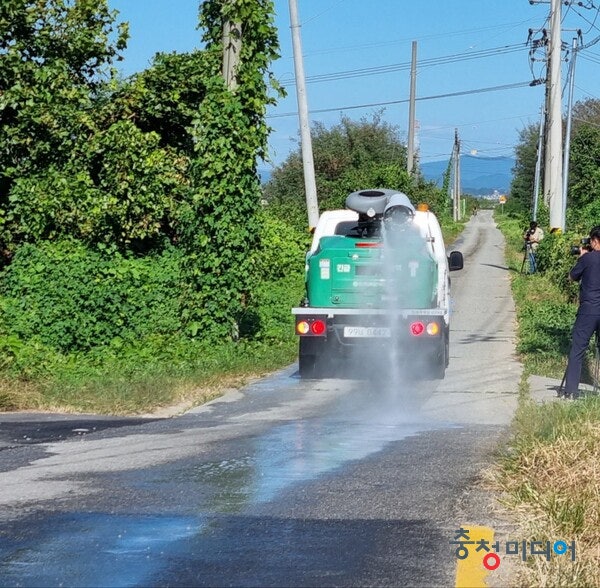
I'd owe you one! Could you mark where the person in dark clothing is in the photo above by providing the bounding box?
[562,225,600,399]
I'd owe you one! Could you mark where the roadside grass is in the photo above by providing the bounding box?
[0,271,303,415]
[0,337,299,415]
[494,214,600,587]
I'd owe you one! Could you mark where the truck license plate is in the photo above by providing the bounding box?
[343,326,391,338]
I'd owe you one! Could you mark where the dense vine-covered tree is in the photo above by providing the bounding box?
[0,0,131,254]
[0,1,209,254]
[509,98,600,228]
[178,0,284,339]
[0,0,128,186]
[107,51,208,155]
[508,123,538,217]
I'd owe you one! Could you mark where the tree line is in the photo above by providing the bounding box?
[0,0,284,359]
[508,97,600,233]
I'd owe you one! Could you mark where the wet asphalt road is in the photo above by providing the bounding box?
[0,211,522,587]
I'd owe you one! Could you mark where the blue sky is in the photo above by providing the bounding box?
[109,1,600,169]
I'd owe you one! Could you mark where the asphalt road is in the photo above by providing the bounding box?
[0,210,522,587]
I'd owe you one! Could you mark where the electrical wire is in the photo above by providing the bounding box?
[281,19,536,61]
[278,44,529,87]
[267,81,534,119]
[570,4,600,34]
[300,0,347,27]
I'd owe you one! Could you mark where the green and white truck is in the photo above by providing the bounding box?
[292,188,464,379]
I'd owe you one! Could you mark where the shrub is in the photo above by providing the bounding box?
[0,240,184,352]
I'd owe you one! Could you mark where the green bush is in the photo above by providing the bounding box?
[535,231,579,300]
[240,274,304,341]
[254,212,310,280]
[0,240,184,352]
[517,301,576,357]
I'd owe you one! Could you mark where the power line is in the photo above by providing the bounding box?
[300,0,346,26]
[267,81,534,119]
[278,44,528,87]
[570,4,600,34]
[279,19,536,60]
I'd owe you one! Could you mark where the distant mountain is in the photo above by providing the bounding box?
[261,155,515,195]
[421,155,515,196]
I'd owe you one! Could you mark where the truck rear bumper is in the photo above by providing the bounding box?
[294,308,449,379]
[292,307,447,348]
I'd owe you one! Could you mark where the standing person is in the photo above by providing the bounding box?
[561,226,600,399]
[524,220,544,273]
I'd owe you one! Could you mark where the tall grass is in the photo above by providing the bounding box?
[494,213,600,587]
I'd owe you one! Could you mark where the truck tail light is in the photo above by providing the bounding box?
[410,322,425,336]
[426,322,440,335]
[296,321,310,335]
[295,318,327,336]
[410,321,440,336]
[311,319,326,335]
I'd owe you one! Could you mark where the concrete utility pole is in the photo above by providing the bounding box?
[547,0,564,230]
[407,41,417,175]
[532,106,545,222]
[222,19,242,90]
[288,0,319,229]
[562,35,579,226]
[452,129,461,222]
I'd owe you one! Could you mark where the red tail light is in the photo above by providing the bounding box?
[410,321,441,336]
[311,319,326,335]
[355,242,382,248]
[410,322,425,336]
[296,318,327,336]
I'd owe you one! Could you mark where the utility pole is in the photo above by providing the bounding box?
[288,0,319,229]
[407,41,417,176]
[547,0,564,230]
[222,17,241,91]
[562,34,580,227]
[532,105,545,222]
[452,129,461,222]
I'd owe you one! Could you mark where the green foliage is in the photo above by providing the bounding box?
[263,112,451,227]
[254,212,310,281]
[264,114,409,217]
[567,121,600,231]
[6,121,188,248]
[0,0,128,180]
[0,0,305,414]
[535,230,580,300]
[508,123,538,215]
[240,273,304,341]
[179,0,283,340]
[108,51,208,155]
[517,300,576,357]
[237,212,308,340]
[0,241,184,353]
[510,98,600,230]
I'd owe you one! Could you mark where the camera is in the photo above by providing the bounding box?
[570,237,592,256]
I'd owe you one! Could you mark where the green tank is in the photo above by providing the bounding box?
[306,232,438,309]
